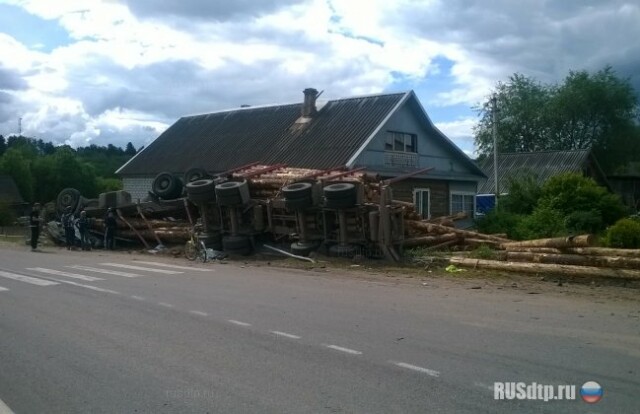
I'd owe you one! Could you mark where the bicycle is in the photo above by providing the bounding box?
[184,223,208,262]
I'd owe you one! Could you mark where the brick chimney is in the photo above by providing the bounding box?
[301,88,319,117]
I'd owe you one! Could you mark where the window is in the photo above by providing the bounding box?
[451,192,475,216]
[413,188,430,219]
[385,131,417,153]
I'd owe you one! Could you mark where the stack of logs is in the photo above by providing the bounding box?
[92,218,192,244]
[448,234,640,280]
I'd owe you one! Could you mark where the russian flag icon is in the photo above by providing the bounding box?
[580,381,603,404]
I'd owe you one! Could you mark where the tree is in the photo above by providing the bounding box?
[0,147,34,201]
[474,74,551,155]
[0,135,6,156]
[474,67,640,173]
[125,141,137,156]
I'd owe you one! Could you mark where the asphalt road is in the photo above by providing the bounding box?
[0,246,638,413]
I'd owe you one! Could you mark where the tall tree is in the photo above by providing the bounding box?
[0,135,6,156]
[124,141,137,156]
[474,67,640,173]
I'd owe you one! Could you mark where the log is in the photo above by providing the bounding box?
[462,238,502,247]
[502,246,640,258]
[403,233,458,248]
[449,257,640,280]
[500,235,593,249]
[502,251,640,270]
[405,221,511,243]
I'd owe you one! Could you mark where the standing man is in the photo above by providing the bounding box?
[62,206,75,250]
[104,208,117,250]
[29,203,42,252]
[77,210,90,251]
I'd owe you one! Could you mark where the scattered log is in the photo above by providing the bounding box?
[501,251,640,270]
[502,246,640,257]
[462,238,502,248]
[403,233,457,248]
[501,234,593,249]
[449,257,640,280]
[406,221,511,243]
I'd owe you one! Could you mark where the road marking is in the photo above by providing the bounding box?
[0,397,15,414]
[324,344,362,355]
[158,302,174,308]
[100,263,183,274]
[190,310,209,317]
[0,286,8,292]
[270,331,301,339]
[228,319,251,327]
[68,265,141,278]
[44,277,120,294]
[392,362,440,377]
[134,261,214,272]
[131,295,146,301]
[0,270,59,286]
[27,267,104,282]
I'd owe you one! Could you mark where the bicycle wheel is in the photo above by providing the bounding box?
[199,241,208,263]
[184,240,197,261]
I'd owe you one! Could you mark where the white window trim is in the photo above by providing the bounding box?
[450,191,476,216]
[413,188,431,219]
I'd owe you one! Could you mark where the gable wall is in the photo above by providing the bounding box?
[351,101,476,175]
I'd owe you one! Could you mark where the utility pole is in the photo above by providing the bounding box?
[18,117,22,136]
[491,96,499,206]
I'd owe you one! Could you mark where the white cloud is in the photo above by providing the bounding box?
[0,0,638,153]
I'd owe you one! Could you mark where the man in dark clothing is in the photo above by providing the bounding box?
[104,208,117,250]
[77,210,90,251]
[62,207,75,250]
[29,203,42,251]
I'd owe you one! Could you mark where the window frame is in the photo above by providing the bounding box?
[450,191,476,216]
[413,188,431,219]
[385,131,418,153]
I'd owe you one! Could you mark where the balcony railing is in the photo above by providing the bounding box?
[383,151,418,168]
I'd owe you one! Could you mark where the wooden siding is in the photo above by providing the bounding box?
[389,178,449,217]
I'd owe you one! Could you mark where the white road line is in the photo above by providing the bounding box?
[131,295,146,301]
[0,270,59,286]
[67,265,141,278]
[158,302,174,308]
[100,263,183,274]
[134,261,214,272]
[324,344,362,355]
[228,319,251,327]
[0,286,8,292]
[45,277,120,294]
[392,362,440,377]
[0,397,15,414]
[270,331,301,339]
[190,310,209,317]
[28,268,104,282]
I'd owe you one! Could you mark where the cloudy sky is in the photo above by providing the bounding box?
[0,0,638,155]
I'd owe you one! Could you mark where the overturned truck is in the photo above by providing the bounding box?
[50,164,506,259]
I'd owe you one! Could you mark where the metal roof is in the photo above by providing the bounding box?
[476,149,601,194]
[117,92,409,176]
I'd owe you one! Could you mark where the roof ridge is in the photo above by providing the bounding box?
[180,90,411,119]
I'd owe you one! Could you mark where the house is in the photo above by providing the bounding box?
[117,89,486,219]
[475,149,611,212]
[0,175,28,216]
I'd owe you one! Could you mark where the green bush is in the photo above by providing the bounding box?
[469,244,496,260]
[516,206,567,239]
[604,218,640,248]
[474,209,526,240]
[538,173,627,230]
[499,173,542,215]
[97,177,123,193]
[564,209,603,234]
